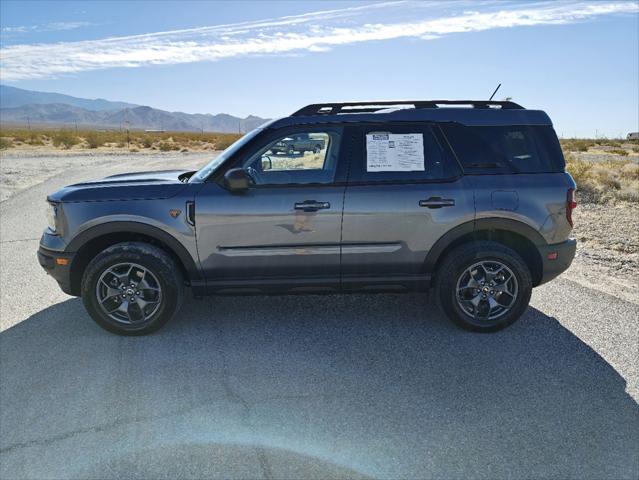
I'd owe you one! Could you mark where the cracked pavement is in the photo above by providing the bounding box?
[1,154,638,479]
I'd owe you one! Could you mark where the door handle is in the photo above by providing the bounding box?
[294,200,331,212]
[419,197,455,208]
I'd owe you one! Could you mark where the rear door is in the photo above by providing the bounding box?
[340,123,474,289]
[194,125,348,292]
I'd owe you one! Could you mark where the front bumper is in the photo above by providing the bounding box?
[537,238,577,285]
[37,246,76,296]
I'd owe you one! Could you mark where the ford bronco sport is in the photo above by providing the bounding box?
[38,100,577,335]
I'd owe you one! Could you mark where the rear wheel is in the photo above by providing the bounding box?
[81,242,184,335]
[435,241,532,332]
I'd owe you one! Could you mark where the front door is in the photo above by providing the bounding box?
[195,126,347,292]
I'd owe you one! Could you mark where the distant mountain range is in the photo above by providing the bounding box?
[0,85,268,133]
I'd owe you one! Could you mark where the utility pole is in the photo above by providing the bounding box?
[27,117,31,131]
[126,121,130,149]
[74,121,78,135]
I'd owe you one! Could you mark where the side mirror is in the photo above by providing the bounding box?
[224,168,250,192]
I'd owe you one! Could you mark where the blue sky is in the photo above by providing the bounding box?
[1,0,637,137]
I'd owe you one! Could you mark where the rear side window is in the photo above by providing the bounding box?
[348,124,460,183]
[441,123,565,173]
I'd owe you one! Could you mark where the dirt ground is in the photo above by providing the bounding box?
[568,199,639,302]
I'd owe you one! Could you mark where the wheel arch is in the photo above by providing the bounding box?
[425,218,545,286]
[67,222,201,296]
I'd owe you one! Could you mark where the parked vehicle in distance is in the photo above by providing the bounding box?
[39,100,577,335]
[269,132,326,155]
[627,132,639,141]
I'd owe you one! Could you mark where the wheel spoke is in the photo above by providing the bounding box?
[139,277,160,292]
[99,283,121,303]
[113,299,131,321]
[495,291,515,307]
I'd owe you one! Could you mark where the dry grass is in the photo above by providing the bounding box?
[0,127,241,152]
[565,154,639,203]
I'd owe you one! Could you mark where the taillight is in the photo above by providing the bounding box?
[566,188,577,227]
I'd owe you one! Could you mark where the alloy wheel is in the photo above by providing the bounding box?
[96,262,162,324]
[455,260,518,322]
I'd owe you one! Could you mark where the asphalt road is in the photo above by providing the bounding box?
[1,157,638,479]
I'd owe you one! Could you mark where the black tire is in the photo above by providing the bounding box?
[81,242,184,335]
[288,147,296,156]
[435,241,532,332]
[313,144,322,154]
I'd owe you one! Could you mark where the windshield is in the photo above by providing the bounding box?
[189,126,264,182]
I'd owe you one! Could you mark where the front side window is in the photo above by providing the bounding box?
[242,129,341,185]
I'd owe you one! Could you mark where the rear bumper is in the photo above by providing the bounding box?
[37,246,76,296]
[537,239,577,285]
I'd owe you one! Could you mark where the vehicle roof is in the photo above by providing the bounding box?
[268,100,553,129]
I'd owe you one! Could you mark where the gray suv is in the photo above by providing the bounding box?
[38,100,577,335]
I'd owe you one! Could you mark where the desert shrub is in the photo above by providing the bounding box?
[27,133,44,146]
[597,139,622,148]
[52,130,80,149]
[9,131,29,142]
[129,148,139,153]
[590,165,621,189]
[85,131,105,149]
[0,137,12,149]
[561,139,596,152]
[565,154,593,185]
[158,142,179,152]
[608,148,629,156]
[141,137,153,148]
[620,162,639,181]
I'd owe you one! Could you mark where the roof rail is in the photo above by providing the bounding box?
[291,100,524,116]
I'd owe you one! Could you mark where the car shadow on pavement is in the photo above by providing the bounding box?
[1,294,638,480]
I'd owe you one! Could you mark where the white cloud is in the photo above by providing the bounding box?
[0,1,636,80]
[1,21,94,35]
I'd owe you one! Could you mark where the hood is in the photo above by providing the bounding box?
[48,169,194,203]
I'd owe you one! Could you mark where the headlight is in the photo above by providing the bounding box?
[46,203,58,233]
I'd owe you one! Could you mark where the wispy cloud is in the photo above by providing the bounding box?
[1,21,94,35]
[1,1,636,80]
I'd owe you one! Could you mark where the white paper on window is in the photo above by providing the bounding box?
[366,132,424,172]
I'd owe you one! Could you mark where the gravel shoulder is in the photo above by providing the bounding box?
[0,150,216,202]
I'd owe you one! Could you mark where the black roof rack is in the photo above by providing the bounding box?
[291,100,524,116]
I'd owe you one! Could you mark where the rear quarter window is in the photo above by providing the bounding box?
[441,123,565,174]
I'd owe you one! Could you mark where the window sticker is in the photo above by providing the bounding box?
[366,132,424,172]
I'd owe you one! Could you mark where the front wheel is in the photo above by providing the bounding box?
[81,242,184,335]
[435,241,532,332]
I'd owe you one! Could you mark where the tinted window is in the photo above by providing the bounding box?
[348,124,459,183]
[242,129,341,185]
[441,123,565,173]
